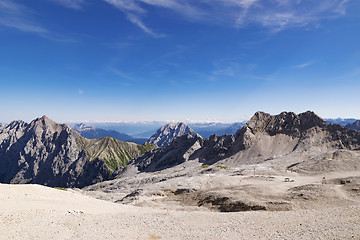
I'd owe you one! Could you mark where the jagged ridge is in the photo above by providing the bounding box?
[148,122,201,147]
[0,116,154,187]
[127,111,360,173]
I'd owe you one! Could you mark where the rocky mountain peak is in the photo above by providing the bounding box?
[148,122,201,147]
[29,115,77,138]
[32,115,55,125]
[0,116,154,187]
[132,133,204,172]
[240,111,327,138]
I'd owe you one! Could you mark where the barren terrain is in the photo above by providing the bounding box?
[1,159,360,239]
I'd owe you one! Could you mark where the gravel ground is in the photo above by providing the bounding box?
[0,184,359,240]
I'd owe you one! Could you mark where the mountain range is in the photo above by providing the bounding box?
[69,117,359,141]
[345,120,360,131]
[325,118,358,126]
[71,123,148,144]
[1,111,360,189]
[0,116,154,187]
[69,121,246,139]
[124,111,360,174]
[188,122,245,138]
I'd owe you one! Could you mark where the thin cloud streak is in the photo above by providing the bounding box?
[103,0,164,37]
[0,0,351,39]
[49,0,86,10]
[294,61,316,69]
[126,13,165,38]
[0,0,79,41]
[103,0,352,36]
[0,0,48,34]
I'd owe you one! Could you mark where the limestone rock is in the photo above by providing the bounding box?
[0,116,153,187]
[148,122,201,147]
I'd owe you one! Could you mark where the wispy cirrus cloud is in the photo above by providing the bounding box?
[1,0,351,39]
[103,0,168,38]
[126,13,164,38]
[49,0,85,10]
[294,60,317,69]
[0,0,77,41]
[0,0,48,34]
[103,0,351,36]
[103,0,205,37]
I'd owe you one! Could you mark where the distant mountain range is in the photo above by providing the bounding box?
[189,122,245,138]
[68,121,246,140]
[345,120,360,131]
[324,118,358,126]
[71,123,148,144]
[88,122,164,138]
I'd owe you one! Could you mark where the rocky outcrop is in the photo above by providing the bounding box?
[229,111,360,163]
[132,134,204,172]
[346,120,360,131]
[127,132,238,172]
[0,116,154,187]
[148,122,201,147]
[198,134,235,164]
[130,111,360,171]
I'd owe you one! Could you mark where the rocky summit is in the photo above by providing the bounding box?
[122,111,360,174]
[0,116,154,187]
[229,111,360,163]
[148,122,201,147]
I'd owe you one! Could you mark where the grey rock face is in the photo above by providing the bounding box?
[240,111,326,138]
[130,111,360,172]
[127,133,238,173]
[200,134,235,163]
[148,122,201,147]
[133,134,204,172]
[346,120,360,131]
[0,116,151,187]
[232,111,360,158]
[0,116,88,187]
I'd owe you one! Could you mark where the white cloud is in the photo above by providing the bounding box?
[103,0,163,37]
[49,0,85,10]
[126,13,165,38]
[103,0,352,36]
[294,61,316,69]
[0,0,48,34]
[103,0,144,14]
[1,0,350,39]
[0,1,78,41]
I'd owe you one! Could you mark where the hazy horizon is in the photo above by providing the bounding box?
[0,111,358,125]
[1,0,359,123]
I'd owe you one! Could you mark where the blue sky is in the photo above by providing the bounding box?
[0,0,359,123]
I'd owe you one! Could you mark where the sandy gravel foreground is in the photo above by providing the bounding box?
[0,184,359,240]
